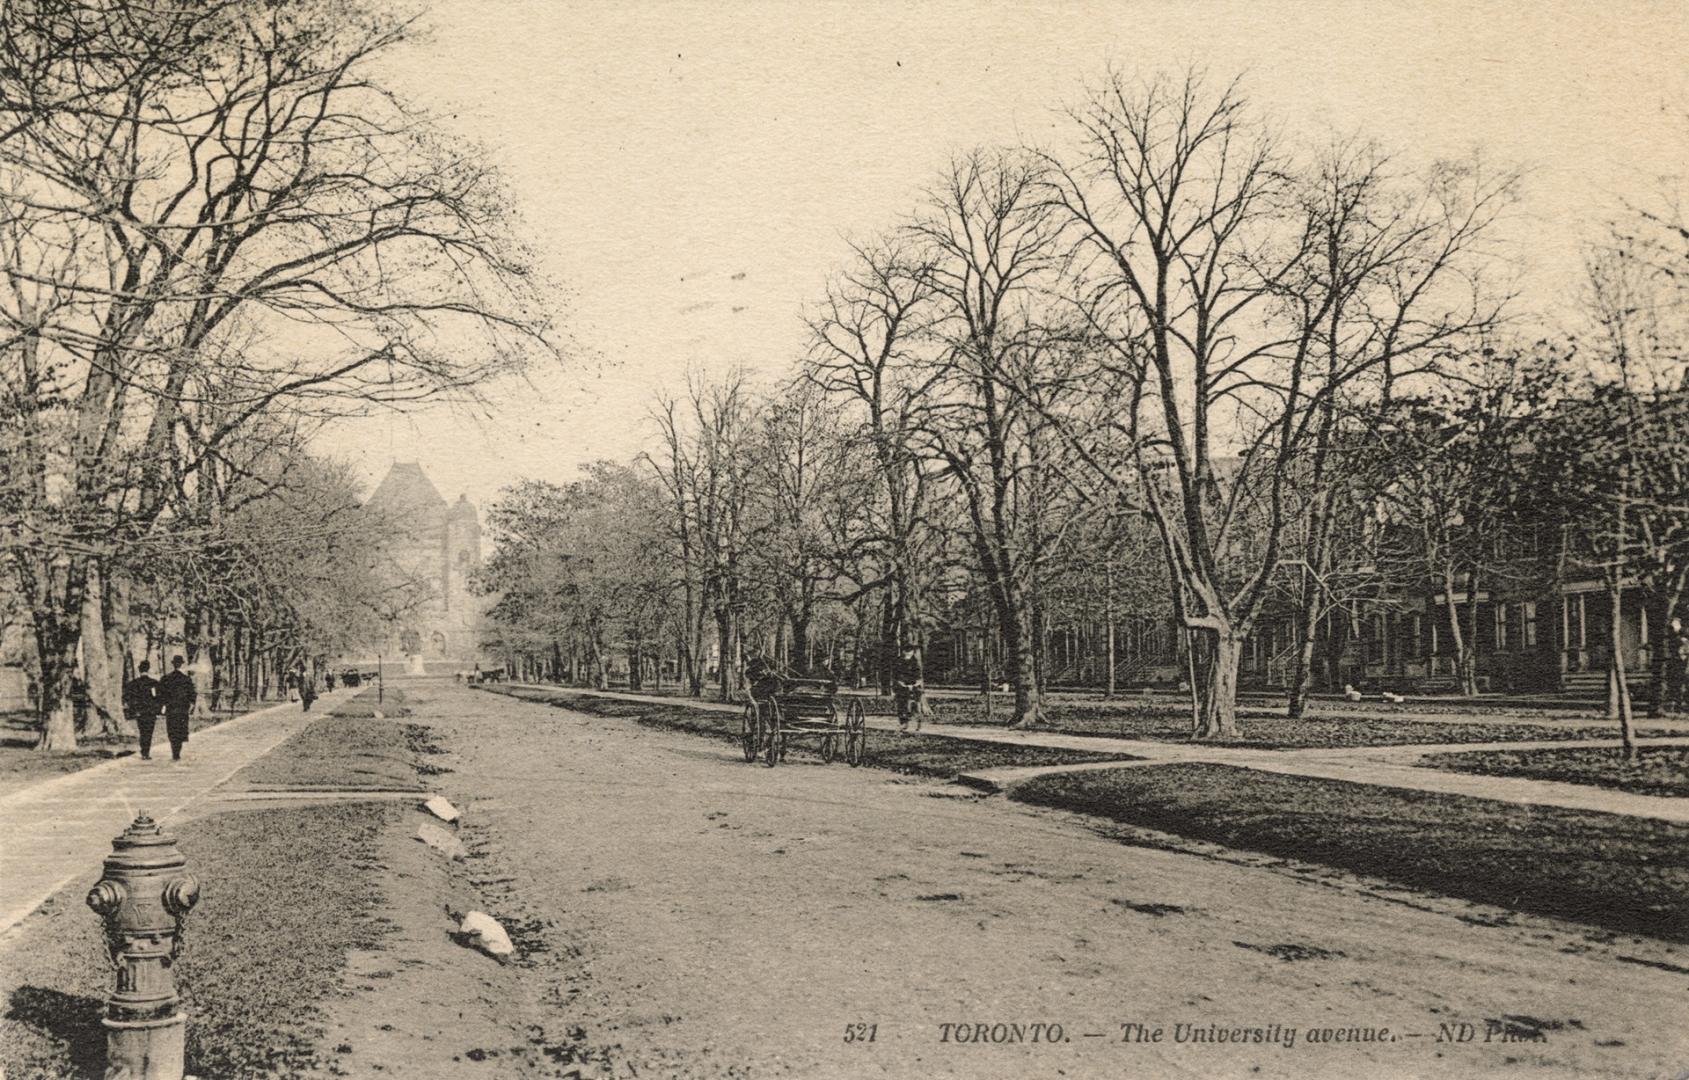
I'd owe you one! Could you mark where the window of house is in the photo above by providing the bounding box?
[1524,601,1538,647]
[1496,604,1510,651]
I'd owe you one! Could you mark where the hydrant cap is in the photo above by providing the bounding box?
[103,813,187,874]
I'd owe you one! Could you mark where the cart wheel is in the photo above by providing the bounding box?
[820,732,837,763]
[741,703,759,763]
[846,700,867,767]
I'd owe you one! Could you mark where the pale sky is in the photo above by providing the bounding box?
[316,0,1689,509]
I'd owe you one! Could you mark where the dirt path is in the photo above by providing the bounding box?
[317,682,1689,1079]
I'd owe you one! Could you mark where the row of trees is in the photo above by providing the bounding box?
[1,0,556,748]
[480,70,1687,741]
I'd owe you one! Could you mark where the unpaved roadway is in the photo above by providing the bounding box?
[314,682,1689,1080]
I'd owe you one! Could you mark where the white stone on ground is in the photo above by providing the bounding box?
[415,821,468,860]
[423,795,461,823]
[458,910,516,963]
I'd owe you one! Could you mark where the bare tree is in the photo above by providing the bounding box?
[0,0,558,748]
[1040,70,1514,736]
[805,237,947,691]
[903,149,1074,727]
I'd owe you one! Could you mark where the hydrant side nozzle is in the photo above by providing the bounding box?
[86,880,127,917]
[163,876,200,917]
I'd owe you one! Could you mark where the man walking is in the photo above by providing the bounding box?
[123,660,162,760]
[158,655,196,761]
[894,642,924,732]
[1665,618,1689,715]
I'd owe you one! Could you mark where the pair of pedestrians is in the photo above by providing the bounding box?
[121,656,196,760]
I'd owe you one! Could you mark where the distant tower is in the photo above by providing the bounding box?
[443,494,482,618]
[362,463,484,665]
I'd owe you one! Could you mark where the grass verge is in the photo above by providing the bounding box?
[0,687,438,1079]
[0,800,406,1080]
[923,698,1629,749]
[492,685,1134,777]
[1420,745,1689,798]
[1011,763,1689,943]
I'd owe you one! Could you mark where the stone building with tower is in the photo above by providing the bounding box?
[361,462,486,670]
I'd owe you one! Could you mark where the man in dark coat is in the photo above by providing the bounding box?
[894,642,924,732]
[123,660,162,759]
[743,652,783,705]
[158,655,196,761]
[1665,618,1689,714]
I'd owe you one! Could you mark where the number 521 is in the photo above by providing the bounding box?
[844,1023,878,1043]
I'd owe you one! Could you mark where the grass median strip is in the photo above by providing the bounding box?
[1010,763,1689,944]
[1419,745,1689,799]
[492,686,1134,777]
[233,689,435,792]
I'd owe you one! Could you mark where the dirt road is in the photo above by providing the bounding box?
[317,682,1689,1079]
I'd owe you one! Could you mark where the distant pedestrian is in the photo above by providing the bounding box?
[325,670,337,692]
[894,642,924,732]
[300,671,318,712]
[123,661,162,760]
[1665,618,1689,714]
[285,667,300,702]
[158,655,196,761]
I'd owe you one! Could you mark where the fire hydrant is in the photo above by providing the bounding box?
[86,813,202,1080]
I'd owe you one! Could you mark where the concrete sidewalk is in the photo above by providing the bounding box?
[0,689,357,938]
[507,683,1689,825]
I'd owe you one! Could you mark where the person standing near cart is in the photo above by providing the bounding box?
[123,660,162,760]
[743,651,784,705]
[894,642,924,732]
[158,655,196,761]
[1665,618,1689,714]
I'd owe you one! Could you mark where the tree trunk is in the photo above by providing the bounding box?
[1104,573,1117,699]
[878,593,895,697]
[1607,575,1636,760]
[715,609,733,703]
[1005,604,1045,729]
[105,571,136,727]
[1438,568,1477,696]
[1461,584,1482,696]
[36,618,78,751]
[1646,594,1674,719]
[78,564,126,737]
[1286,578,1322,719]
[789,615,810,677]
[1194,628,1244,740]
